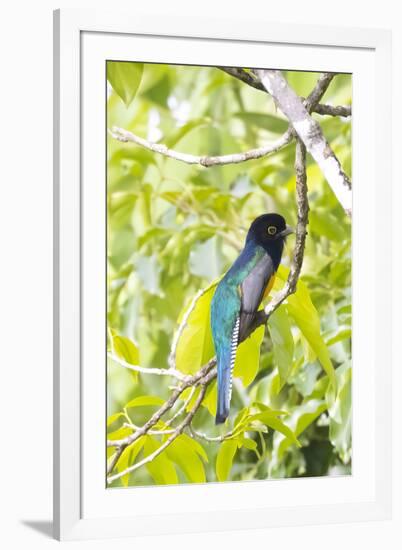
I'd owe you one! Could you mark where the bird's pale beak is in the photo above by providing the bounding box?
[279,225,294,237]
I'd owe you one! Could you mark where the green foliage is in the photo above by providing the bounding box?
[233,325,265,387]
[328,362,352,463]
[233,112,288,133]
[125,396,164,408]
[175,282,217,374]
[106,62,352,486]
[216,439,238,481]
[107,61,143,107]
[109,328,140,364]
[117,438,145,487]
[268,306,294,388]
[282,269,337,391]
[144,436,178,484]
[166,434,208,483]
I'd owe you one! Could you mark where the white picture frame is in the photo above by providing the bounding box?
[53,8,392,541]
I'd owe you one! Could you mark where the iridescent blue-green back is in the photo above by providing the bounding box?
[211,241,267,423]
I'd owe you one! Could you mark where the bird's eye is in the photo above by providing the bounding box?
[267,226,277,235]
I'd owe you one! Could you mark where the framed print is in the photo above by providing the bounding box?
[53,8,392,541]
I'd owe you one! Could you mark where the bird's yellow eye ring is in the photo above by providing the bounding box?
[267,226,277,235]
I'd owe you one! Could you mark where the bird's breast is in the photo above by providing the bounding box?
[263,274,276,300]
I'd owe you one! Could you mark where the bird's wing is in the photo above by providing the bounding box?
[238,253,275,341]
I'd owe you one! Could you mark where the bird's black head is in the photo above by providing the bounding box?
[245,214,293,267]
[246,213,294,248]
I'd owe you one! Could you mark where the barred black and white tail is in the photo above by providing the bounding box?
[216,317,240,424]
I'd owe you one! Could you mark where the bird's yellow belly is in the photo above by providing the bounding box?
[263,274,276,300]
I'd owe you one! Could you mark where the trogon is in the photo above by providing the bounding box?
[210,213,293,424]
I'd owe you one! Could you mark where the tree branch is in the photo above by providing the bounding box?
[300,73,335,113]
[108,352,189,382]
[106,357,217,476]
[164,386,197,427]
[220,67,350,117]
[109,72,338,174]
[244,138,309,335]
[107,384,207,484]
[219,66,263,91]
[122,422,176,436]
[254,69,352,216]
[313,103,351,118]
[109,126,293,167]
[190,424,242,443]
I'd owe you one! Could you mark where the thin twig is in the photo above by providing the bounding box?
[164,386,196,426]
[106,386,184,473]
[314,103,351,117]
[108,352,189,382]
[109,126,293,167]
[107,385,207,484]
[245,138,309,335]
[109,73,337,176]
[190,426,236,443]
[303,73,335,112]
[106,358,217,474]
[219,67,264,91]
[122,422,176,436]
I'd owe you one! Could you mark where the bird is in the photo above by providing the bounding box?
[210,213,293,424]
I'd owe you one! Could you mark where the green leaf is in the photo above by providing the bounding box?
[234,112,288,134]
[109,192,137,228]
[201,381,218,417]
[233,407,272,435]
[107,61,143,107]
[273,399,328,461]
[268,307,294,388]
[143,436,178,485]
[252,412,301,447]
[325,328,352,347]
[107,412,124,427]
[143,74,171,107]
[175,282,218,374]
[164,118,210,148]
[234,407,250,428]
[107,426,132,441]
[109,329,140,365]
[165,434,207,483]
[216,439,238,481]
[125,395,164,408]
[253,403,289,416]
[291,361,322,397]
[276,266,337,391]
[248,371,281,405]
[329,364,352,463]
[132,184,152,237]
[107,447,116,461]
[242,438,258,452]
[233,325,265,387]
[337,304,352,316]
[117,437,145,487]
[180,433,209,462]
[309,208,346,242]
